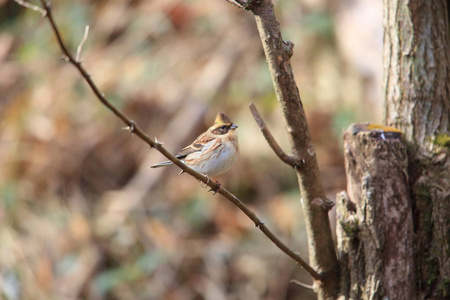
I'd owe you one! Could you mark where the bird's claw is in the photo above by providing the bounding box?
[198,175,221,195]
[199,175,210,188]
[208,187,219,195]
[208,179,221,195]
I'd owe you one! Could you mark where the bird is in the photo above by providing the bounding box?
[150,112,239,182]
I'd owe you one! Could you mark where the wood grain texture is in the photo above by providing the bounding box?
[383,0,450,142]
[383,1,450,297]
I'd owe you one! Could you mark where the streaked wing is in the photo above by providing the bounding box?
[176,133,215,159]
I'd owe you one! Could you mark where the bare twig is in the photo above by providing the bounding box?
[290,279,315,291]
[14,0,46,16]
[224,0,245,9]
[249,102,299,167]
[33,0,322,281]
[76,25,89,63]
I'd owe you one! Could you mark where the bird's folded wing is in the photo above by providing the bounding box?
[176,133,214,159]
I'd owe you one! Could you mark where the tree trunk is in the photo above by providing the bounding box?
[383,0,450,298]
[337,125,415,299]
[338,1,449,298]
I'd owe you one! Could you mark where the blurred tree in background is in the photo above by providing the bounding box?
[0,0,382,299]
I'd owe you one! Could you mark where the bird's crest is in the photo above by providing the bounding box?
[215,112,232,125]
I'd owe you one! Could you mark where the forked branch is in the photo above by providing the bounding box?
[24,0,322,281]
[227,0,339,297]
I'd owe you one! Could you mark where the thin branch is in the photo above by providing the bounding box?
[290,279,315,291]
[224,0,246,9]
[14,0,46,16]
[76,25,89,63]
[35,0,322,281]
[249,102,299,167]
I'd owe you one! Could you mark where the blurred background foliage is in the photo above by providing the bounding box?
[0,0,382,299]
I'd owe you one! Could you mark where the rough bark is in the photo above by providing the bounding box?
[248,0,339,298]
[383,0,450,298]
[337,125,415,300]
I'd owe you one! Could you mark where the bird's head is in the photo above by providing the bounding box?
[210,112,238,135]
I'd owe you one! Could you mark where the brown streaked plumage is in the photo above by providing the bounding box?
[151,113,239,178]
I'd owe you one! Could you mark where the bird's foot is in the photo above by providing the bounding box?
[200,175,210,188]
[208,178,221,195]
[199,176,221,195]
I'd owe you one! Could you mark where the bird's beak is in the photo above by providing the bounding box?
[230,123,238,130]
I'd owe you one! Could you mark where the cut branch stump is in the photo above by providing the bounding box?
[337,124,415,300]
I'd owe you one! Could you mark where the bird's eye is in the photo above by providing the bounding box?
[221,125,227,130]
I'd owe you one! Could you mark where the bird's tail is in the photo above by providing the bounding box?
[150,161,174,168]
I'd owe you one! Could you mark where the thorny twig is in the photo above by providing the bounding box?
[20,0,323,281]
